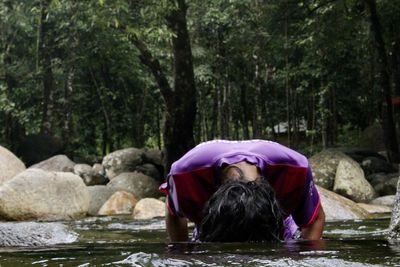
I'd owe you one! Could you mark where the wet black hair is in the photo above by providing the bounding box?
[199,180,284,242]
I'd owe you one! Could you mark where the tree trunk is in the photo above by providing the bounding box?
[132,0,196,171]
[39,0,55,135]
[163,0,196,170]
[365,0,399,162]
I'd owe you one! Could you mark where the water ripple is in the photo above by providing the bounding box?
[110,252,193,266]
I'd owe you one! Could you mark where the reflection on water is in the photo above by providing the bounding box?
[0,216,399,266]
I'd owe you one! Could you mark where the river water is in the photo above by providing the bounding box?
[0,216,399,266]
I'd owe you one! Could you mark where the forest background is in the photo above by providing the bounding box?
[1,0,399,170]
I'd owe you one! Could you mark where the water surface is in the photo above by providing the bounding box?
[0,216,399,266]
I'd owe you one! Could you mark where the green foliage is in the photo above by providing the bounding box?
[1,0,399,161]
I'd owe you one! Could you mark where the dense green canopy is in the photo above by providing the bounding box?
[1,0,399,166]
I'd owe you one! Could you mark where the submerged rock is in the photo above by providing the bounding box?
[0,222,77,246]
[0,169,90,220]
[0,145,26,185]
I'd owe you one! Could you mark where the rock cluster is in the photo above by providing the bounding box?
[1,146,165,222]
[1,143,400,244]
[310,148,397,207]
[310,148,400,239]
[0,145,165,246]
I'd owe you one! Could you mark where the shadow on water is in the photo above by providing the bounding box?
[0,216,399,266]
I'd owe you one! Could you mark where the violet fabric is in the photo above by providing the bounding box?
[160,140,321,239]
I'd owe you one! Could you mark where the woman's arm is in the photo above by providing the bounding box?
[300,206,325,240]
[165,204,189,242]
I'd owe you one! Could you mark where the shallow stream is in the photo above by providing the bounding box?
[0,216,399,266]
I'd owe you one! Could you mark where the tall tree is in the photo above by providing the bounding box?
[131,0,196,170]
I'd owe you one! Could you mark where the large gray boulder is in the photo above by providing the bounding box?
[0,222,77,246]
[29,155,75,172]
[107,172,160,199]
[102,148,144,180]
[333,157,377,203]
[309,149,351,190]
[87,185,115,216]
[0,145,26,185]
[318,186,370,221]
[388,174,400,240]
[133,198,165,220]
[0,169,90,220]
